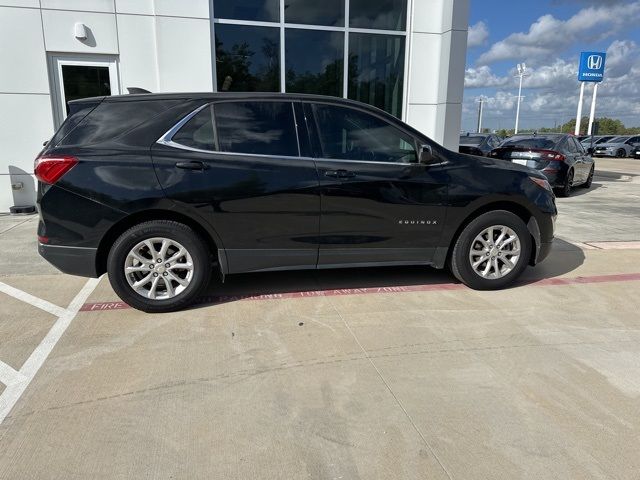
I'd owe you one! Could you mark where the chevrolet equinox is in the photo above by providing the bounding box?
[36,93,556,312]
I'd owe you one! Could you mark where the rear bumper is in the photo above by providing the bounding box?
[38,243,99,277]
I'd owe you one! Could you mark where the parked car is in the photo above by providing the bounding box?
[580,135,615,148]
[489,133,595,197]
[458,133,502,156]
[593,135,640,157]
[36,93,556,312]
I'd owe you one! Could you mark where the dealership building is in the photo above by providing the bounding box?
[0,0,469,212]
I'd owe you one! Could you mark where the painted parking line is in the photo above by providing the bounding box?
[0,277,100,425]
[0,281,67,318]
[80,271,640,312]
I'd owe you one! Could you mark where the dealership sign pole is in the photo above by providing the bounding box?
[574,82,585,135]
[577,51,606,135]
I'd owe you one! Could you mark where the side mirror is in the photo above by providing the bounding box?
[42,140,48,147]
[419,144,434,164]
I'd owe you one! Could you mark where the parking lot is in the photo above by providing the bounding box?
[0,157,639,479]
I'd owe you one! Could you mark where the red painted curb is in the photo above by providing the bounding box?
[79,272,640,313]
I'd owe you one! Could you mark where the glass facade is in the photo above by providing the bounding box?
[212,0,408,117]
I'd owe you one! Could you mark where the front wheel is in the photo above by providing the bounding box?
[449,210,532,290]
[107,220,211,313]
[617,149,626,158]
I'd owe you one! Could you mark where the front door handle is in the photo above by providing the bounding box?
[176,161,206,170]
[325,169,355,179]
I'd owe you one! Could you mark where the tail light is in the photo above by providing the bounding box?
[34,155,78,184]
[541,151,565,161]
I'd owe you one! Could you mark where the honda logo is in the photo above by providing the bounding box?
[587,55,603,70]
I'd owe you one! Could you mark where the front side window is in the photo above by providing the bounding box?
[312,103,416,163]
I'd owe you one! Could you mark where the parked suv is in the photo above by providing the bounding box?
[36,93,556,312]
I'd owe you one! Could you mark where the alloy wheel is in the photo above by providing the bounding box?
[468,225,521,280]
[124,237,194,300]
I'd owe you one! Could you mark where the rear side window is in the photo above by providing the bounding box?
[312,104,417,163]
[59,100,179,146]
[172,101,299,157]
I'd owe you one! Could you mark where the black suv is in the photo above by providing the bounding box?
[36,93,556,312]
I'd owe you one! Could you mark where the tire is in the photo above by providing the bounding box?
[617,149,625,158]
[581,165,594,188]
[107,220,211,313]
[449,210,532,290]
[556,169,573,197]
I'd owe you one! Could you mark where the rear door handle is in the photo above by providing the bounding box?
[176,161,206,171]
[325,169,355,179]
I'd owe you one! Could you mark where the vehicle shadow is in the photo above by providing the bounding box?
[564,182,604,197]
[190,238,585,309]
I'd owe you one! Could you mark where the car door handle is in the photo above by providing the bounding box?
[325,169,355,179]
[175,161,206,170]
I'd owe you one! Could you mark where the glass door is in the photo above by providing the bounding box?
[48,55,120,127]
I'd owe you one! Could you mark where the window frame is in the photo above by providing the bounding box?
[158,99,303,159]
[305,100,420,165]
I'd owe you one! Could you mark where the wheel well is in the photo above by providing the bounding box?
[95,209,218,276]
[445,202,537,267]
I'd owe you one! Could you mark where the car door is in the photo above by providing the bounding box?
[151,100,320,274]
[562,137,584,182]
[304,101,448,268]
[573,137,593,181]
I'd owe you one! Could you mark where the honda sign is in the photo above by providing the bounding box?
[578,51,606,82]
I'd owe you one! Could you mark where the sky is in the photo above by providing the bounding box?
[462,0,640,132]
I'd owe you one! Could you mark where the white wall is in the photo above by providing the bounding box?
[406,0,469,150]
[0,0,213,212]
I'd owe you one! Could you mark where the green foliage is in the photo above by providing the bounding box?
[559,117,628,135]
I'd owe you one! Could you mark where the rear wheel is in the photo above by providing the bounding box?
[581,165,595,188]
[107,220,211,312]
[556,169,573,197]
[449,210,532,290]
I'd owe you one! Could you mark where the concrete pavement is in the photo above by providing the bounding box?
[0,158,639,479]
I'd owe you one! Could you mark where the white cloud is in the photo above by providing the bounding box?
[477,2,640,65]
[464,65,509,88]
[467,21,489,48]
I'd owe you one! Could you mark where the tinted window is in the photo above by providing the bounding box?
[459,135,484,145]
[215,102,299,156]
[61,65,111,115]
[573,138,585,154]
[501,136,561,150]
[215,24,280,92]
[565,138,577,153]
[349,0,407,30]
[609,136,630,143]
[60,100,179,146]
[285,0,344,26]
[312,104,416,163]
[172,105,217,151]
[285,29,343,96]
[626,136,640,144]
[348,33,405,118]
[213,0,278,22]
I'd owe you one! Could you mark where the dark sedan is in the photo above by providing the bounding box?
[458,133,502,156]
[489,133,595,197]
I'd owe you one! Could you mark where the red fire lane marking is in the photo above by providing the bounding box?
[80,272,640,312]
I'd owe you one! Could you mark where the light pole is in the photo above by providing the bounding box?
[514,63,528,134]
[476,96,486,133]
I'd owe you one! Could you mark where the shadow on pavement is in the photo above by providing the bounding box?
[189,238,585,308]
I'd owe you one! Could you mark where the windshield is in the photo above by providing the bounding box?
[459,135,484,145]
[609,136,630,143]
[501,136,560,150]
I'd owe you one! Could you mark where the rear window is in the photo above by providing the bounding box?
[501,136,560,150]
[459,135,484,145]
[172,101,299,157]
[58,99,180,146]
